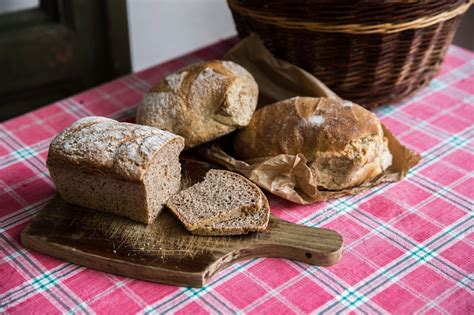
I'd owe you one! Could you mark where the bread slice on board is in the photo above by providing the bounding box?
[166,169,267,233]
[192,197,270,236]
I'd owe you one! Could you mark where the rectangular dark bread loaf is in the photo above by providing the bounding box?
[47,116,185,224]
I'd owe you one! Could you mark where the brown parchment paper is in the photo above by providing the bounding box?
[225,34,339,106]
[201,34,421,204]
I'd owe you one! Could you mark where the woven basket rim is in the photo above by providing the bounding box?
[228,0,473,34]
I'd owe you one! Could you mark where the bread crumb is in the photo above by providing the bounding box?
[307,115,325,126]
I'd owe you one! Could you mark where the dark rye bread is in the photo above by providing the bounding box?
[47,116,185,224]
[193,197,270,236]
[166,170,266,233]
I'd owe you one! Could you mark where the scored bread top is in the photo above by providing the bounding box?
[147,60,254,95]
[47,116,184,182]
[136,60,258,148]
[234,96,383,160]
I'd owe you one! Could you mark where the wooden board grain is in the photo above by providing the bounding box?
[21,196,343,287]
[21,159,343,287]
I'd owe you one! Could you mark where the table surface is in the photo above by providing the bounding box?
[1,38,473,314]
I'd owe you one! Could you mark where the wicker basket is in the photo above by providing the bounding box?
[228,0,472,108]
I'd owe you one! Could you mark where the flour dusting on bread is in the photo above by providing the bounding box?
[165,71,188,92]
[307,115,325,126]
[190,67,227,101]
[137,92,179,129]
[223,60,250,76]
[187,67,228,115]
[49,116,179,180]
[342,100,353,108]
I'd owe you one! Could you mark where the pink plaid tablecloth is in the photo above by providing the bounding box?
[1,38,473,314]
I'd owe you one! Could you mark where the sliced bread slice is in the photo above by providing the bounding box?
[166,170,263,231]
[192,196,270,236]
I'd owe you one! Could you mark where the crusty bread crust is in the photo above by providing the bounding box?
[47,116,184,182]
[234,97,392,190]
[136,60,258,148]
[235,97,381,158]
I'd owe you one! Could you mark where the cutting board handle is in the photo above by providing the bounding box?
[249,216,343,267]
[205,217,343,283]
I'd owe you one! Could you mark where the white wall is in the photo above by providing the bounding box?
[0,0,38,14]
[127,0,237,72]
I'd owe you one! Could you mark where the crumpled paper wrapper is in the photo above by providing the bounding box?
[225,34,339,107]
[200,34,421,204]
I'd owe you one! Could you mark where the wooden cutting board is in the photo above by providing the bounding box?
[21,196,343,287]
[21,159,343,287]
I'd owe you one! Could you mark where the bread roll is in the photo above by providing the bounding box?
[234,97,392,190]
[136,60,258,148]
[47,116,185,224]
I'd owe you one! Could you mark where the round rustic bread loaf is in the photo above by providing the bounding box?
[136,60,258,148]
[234,97,393,190]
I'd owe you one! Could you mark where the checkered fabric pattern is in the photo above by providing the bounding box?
[1,38,473,314]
